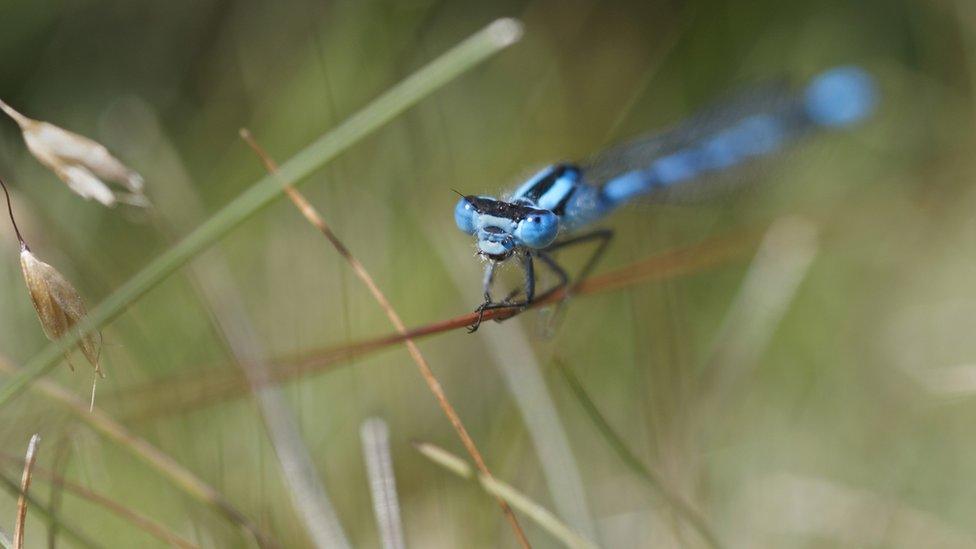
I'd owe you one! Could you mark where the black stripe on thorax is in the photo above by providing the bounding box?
[519,164,570,204]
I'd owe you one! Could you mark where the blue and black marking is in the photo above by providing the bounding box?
[509,164,582,215]
[454,65,878,331]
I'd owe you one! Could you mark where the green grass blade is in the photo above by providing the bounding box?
[414,441,600,549]
[556,361,723,549]
[0,18,523,408]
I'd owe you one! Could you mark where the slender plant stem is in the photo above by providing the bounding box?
[240,129,531,548]
[108,230,758,420]
[13,435,39,549]
[0,453,200,549]
[0,17,523,409]
[0,177,26,249]
[290,228,757,363]
[414,441,598,549]
[556,362,723,549]
[0,356,277,548]
[0,472,100,549]
[144,157,351,547]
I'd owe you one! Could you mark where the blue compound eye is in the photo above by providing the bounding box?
[454,197,478,234]
[516,210,559,248]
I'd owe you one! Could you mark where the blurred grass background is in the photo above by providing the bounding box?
[0,0,972,547]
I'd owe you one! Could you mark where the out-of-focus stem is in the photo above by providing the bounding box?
[241,129,532,548]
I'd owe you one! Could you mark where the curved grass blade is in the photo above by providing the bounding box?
[414,441,599,549]
[556,361,723,549]
[0,17,523,408]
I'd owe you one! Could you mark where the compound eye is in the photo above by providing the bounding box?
[454,197,478,234]
[516,210,559,248]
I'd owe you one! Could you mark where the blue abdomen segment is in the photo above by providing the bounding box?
[563,65,877,227]
[803,66,877,128]
[608,111,790,196]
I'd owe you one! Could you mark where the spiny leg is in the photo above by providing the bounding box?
[482,260,497,303]
[538,229,614,331]
[468,254,535,333]
[532,251,569,301]
[496,249,569,313]
[469,261,497,333]
[467,230,612,333]
[469,250,573,332]
[499,252,539,303]
[545,229,614,289]
[531,250,572,335]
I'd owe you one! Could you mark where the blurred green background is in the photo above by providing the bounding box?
[0,0,973,547]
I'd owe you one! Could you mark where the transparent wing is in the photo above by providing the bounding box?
[581,79,808,203]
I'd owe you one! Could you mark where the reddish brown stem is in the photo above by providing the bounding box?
[240,129,532,549]
[107,229,758,421]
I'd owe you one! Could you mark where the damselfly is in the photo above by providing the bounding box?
[454,66,877,332]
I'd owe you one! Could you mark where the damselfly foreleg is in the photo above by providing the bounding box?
[468,253,536,333]
[467,229,614,332]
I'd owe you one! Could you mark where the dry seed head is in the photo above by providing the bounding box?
[0,99,148,208]
[19,245,102,375]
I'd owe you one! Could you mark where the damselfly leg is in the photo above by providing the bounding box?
[466,229,614,332]
[536,229,614,333]
[468,253,535,333]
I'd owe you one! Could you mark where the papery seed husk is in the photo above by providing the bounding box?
[54,165,117,206]
[19,248,101,374]
[1,99,147,207]
[24,121,144,193]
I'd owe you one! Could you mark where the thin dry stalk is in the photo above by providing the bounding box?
[141,142,349,548]
[430,229,597,539]
[0,452,199,549]
[0,357,276,549]
[14,434,39,549]
[240,129,531,548]
[0,473,98,549]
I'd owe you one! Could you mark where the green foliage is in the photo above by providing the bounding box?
[0,0,970,547]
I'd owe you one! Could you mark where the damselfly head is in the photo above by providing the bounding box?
[455,193,559,257]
